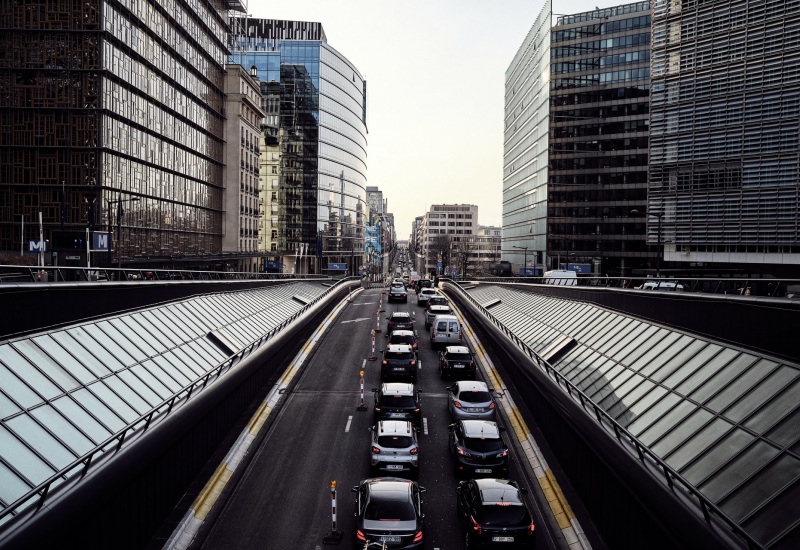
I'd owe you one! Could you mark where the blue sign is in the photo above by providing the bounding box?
[451,269,457,277]
[328,263,347,271]
[358,270,364,275]
[28,240,46,252]
[565,263,592,274]
[93,232,111,251]
[437,262,442,269]
[520,268,540,276]
[266,261,285,270]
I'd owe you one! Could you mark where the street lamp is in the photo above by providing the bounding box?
[107,195,140,270]
[631,209,664,277]
[513,245,528,276]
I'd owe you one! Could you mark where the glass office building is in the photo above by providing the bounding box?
[0,0,231,264]
[650,0,800,276]
[230,19,368,274]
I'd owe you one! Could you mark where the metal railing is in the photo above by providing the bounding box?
[0,265,331,284]
[443,278,764,550]
[0,276,357,528]
[469,275,800,298]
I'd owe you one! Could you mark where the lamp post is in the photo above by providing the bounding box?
[513,245,528,275]
[107,195,140,270]
[631,209,664,277]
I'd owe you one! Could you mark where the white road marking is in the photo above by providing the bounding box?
[419,360,422,370]
[345,415,353,432]
[362,359,366,369]
[352,302,377,305]
[341,317,370,324]
[423,417,429,435]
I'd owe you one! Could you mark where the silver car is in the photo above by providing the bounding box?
[417,287,437,306]
[447,380,497,421]
[369,420,420,478]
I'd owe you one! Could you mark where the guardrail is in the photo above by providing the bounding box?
[443,278,763,550]
[0,265,331,284]
[470,274,800,298]
[0,276,357,528]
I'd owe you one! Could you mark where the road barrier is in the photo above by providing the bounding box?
[322,480,342,544]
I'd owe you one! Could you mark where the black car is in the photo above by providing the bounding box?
[389,286,408,303]
[353,478,426,549]
[456,478,535,548]
[439,345,476,379]
[373,382,422,424]
[449,420,509,478]
[382,344,418,382]
[387,312,414,334]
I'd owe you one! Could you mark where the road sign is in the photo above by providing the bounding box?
[328,263,347,271]
[93,232,111,251]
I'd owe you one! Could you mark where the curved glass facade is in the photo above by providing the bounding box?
[230,20,368,268]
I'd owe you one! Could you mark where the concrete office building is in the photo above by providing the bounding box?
[0,0,233,266]
[650,0,800,276]
[504,0,652,276]
[421,204,478,275]
[222,64,265,272]
[230,19,368,275]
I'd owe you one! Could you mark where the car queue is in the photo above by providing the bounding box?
[354,277,537,549]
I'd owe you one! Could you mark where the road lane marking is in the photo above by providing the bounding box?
[423,417,429,435]
[419,360,422,370]
[345,415,353,432]
[341,317,370,324]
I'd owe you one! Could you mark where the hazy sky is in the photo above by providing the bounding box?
[250,1,629,238]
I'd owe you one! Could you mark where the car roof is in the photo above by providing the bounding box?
[473,479,523,504]
[390,330,414,337]
[390,311,411,318]
[386,344,413,353]
[445,345,470,354]
[433,314,458,321]
[366,478,414,497]
[460,420,500,438]
[381,382,415,395]
[421,288,437,294]
[455,380,488,392]
[376,420,413,435]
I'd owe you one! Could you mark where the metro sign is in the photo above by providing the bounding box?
[93,232,111,251]
[28,240,46,252]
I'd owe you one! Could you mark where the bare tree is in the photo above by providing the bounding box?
[450,235,479,277]
[427,233,452,275]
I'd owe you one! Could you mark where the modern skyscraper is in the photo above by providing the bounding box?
[650,0,800,276]
[0,0,232,265]
[230,19,368,275]
[505,1,653,276]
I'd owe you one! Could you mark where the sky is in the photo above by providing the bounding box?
[249,0,630,238]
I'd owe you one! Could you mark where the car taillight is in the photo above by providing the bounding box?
[375,407,381,411]
[410,447,418,455]
[431,331,436,337]
[413,531,423,542]
[372,446,381,454]
[414,408,420,412]
[489,402,495,409]
[413,343,418,349]
[457,447,471,457]
[496,450,508,457]
[444,360,449,367]
[470,516,482,534]
[411,360,416,365]
[382,360,387,365]
[459,331,462,340]
[528,522,535,535]
[454,401,462,409]
[356,529,366,541]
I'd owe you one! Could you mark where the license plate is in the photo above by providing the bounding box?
[468,407,484,412]
[454,364,464,368]
[386,464,403,470]
[492,536,514,542]
[393,367,406,371]
[389,413,405,418]
[475,468,492,473]
[381,536,402,543]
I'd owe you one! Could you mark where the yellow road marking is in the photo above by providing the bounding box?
[247,402,273,435]
[193,462,233,521]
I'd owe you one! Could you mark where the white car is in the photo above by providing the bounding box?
[417,287,437,306]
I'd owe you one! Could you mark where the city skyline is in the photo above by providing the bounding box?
[254,0,623,235]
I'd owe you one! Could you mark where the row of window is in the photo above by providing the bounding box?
[553,67,650,89]
[552,15,651,42]
[552,50,650,74]
[551,33,651,59]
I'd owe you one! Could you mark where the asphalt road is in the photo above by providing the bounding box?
[196,287,560,550]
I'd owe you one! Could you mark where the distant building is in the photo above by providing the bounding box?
[649,0,800,276]
[421,204,478,275]
[474,225,502,274]
[230,18,368,275]
[223,65,265,272]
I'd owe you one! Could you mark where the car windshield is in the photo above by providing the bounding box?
[459,390,491,403]
[475,504,529,526]
[381,395,416,408]
[429,297,447,306]
[378,435,413,448]
[464,437,504,453]
[447,353,471,362]
[365,494,416,521]
[386,351,414,360]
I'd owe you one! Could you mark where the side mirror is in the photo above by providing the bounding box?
[419,487,427,493]
[351,486,359,492]
[499,426,507,432]
[371,388,378,392]
[448,423,455,430]
[520,488,529,495]
[416,389,423,394]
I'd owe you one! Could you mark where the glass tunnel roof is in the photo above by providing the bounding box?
[0,281,331,525]
[465,283,800,549]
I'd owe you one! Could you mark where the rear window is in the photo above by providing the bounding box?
[447,353,471,362]
[475,504,529,525]
[365,495,415,521]
[448,322,459,332]
[390,316,410,323]
[386,351,414,360]
[378,435,413,448]
[390,335,414,346]
[429,297,447,306]
[464,437,504,453]
[381,395,416,407]
[436,321,448,331]
[459,390,491,403]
